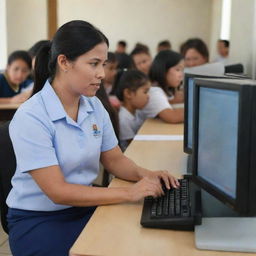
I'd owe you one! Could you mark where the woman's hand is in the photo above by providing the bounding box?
[127,171,179,202]
[127,176,164,202]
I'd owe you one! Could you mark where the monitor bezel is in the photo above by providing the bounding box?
[192,79,253,215]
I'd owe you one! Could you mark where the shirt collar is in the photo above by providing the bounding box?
[40,80,94,124]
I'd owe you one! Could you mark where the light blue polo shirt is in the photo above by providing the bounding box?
[7,80,118,211]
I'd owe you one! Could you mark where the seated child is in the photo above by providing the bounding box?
[139,50,184,123]
[0,50,32,104]
[116,70,150,151]
[103,52,120,109]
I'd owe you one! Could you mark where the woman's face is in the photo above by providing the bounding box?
[132,53,152,75]
[64,42,108,97]
[166,60,184,88]
[184,48,207,67]
[7,59,30,85]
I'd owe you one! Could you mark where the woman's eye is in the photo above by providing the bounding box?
[90,62,98,67]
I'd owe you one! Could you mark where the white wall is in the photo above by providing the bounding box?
[0,0,7,70]
[209,0,222,62]
[229,0,254,76]
[6,0,48,54]
[58,0,213,57]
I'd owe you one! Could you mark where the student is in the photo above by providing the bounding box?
[180,38,209,67]
[115,40,132,69]
[130,46,152,75]
[116,70,150,151]
[96,82,119,138]
[139,50,184,123]
[215,39,230,64]
[115,40,127,54]
[6,20,179,256]
[28,40,50,70]
[103,52,118,95]
[157,40,172,52]
[0,50,32,103]
[102,52,121,109]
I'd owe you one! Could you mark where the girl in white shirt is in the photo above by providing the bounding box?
[116,70,150,151]
[139,50,184,123]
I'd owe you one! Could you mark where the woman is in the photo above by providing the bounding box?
[6,20,179,256]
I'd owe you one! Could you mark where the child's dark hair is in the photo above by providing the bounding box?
[28,40,50,58]
[116,70,149,101]
[107,52,117,63]
[149,50,183,96]
[8,50,32,69]
[96,83,119,138]
[33,20,109,95]
[180,38,209,61]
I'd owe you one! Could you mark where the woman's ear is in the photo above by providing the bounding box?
[57,54,71,73]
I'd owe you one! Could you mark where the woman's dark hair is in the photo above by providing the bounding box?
[180,38,209,61]
[115,70,149,101]
[149,50,183,96]
[33,20,109,95]
[7,50,32,69]
[28,40,50,58]
[96,83,119,138]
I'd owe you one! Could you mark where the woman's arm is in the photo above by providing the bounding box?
[100,146,179,189]
[0,90,32,104]
[29,146,179,207]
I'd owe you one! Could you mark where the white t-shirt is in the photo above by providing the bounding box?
[119,106,144,150]
[138,86,172,119]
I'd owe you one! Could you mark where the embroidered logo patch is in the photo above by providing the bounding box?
[92,124,101,137]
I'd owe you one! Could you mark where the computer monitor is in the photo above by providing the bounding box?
[184,73,229,154]
[184,62,225,76]
[192,78,256,216]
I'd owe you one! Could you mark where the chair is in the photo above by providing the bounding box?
[0,121,16,234]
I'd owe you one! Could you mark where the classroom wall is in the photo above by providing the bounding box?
[57,0,213,57]
[6,0,47,54]
[209,0,222,62]
[0,0,8,70]
[229,0,255,76]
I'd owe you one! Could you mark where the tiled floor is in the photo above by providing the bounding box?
[0,225,12,256]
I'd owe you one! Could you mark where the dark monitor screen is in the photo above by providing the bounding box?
[192,78,256,215]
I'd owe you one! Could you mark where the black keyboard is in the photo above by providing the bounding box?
[140,177,202,231]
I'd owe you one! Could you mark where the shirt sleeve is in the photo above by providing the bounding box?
[9,109,59,173]
[139,87,173,119]
[100,107,118,152]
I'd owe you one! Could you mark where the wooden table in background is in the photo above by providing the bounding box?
[0,103,20,121]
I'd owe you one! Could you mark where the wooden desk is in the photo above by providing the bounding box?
[0,103,20,121]
[70,119,254,256]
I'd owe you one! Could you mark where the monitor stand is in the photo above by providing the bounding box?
[195,217,256,252]
[195,190,256,252]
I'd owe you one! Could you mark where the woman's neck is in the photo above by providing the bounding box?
[51,76,80,121]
